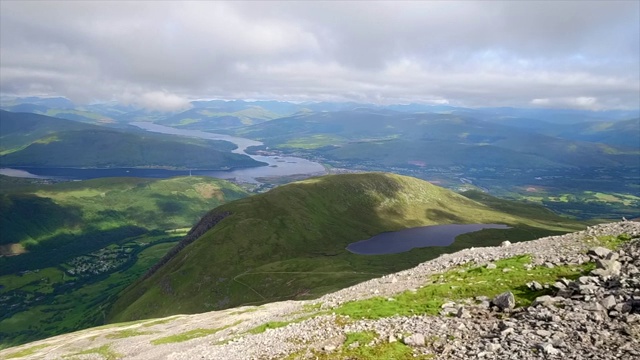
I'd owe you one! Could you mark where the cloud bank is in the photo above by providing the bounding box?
[1,1,638,110]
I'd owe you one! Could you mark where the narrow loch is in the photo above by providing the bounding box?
[346,224,511,255]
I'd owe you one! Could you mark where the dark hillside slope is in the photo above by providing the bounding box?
[0,110,94,154]
[108,173,585,322]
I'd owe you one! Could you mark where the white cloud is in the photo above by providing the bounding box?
[0,1,638,109]
[121,91,192,112]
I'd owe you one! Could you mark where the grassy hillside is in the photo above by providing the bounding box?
[108,173,585,322]
[0,176,248,251]
[0,176,249,277]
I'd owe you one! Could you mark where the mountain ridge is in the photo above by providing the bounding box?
[107,172,584,323]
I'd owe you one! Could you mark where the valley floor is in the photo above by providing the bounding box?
[1,221,639,359]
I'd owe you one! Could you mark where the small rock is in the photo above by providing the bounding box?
[582,302,606,313]
[605,252,619,261]
[486,263,497,270]
[492,291,515,311]
[588,247,612,259]
[536,329,552,337]
[403,333,426,347]
[500,327,515,337]
[553,281,566,290]
[532,295,556,307]
[614,302,632,314]
[556,289,573,298]
[592,259,622,277]
[625,314,640,324]
[536,342,562,356]
[486,343,502,352]
[500,241,511,247]
[388,335,397,343]
[528,281,544,291]
[323,345,337,352]
[601,295,617,310]
[457,307,470,318]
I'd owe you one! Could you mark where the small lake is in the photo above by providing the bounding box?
[346,224,511,255]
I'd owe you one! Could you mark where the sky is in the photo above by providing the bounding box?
[1,1,639,111]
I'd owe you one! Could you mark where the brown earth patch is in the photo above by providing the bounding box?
[195,183,223,201]
[0,243,27,256]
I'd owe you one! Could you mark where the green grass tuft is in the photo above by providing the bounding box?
[344,331,377,347]
[65,344,120,360]
[3,344,49,359]
[150,321,241,345]
[105,328,154,339]
[596,233,633,250]
[246,321,292,335]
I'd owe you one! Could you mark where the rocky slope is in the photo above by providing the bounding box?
[1,221,638,360]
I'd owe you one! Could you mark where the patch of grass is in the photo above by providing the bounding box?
[303,303,323,312]
[150,321,241,345]
[344,331,377,347]
[335,255,593,319]
[106,328,154,339]
[310,337,428,360]
[229,308,259,315]
[65,344,120,360]
[280,134,346,149]
[246,321,292,335]
[596,233,633,250]
[3,344,49,359]
[141,317,177,328]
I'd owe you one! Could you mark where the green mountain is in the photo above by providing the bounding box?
[236,110,638,168]
[0,110,94,155]
[548,118,640,149]
[108,173,584,322]
[0,110,265,169]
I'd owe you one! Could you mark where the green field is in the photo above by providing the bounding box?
[108,173,586,323]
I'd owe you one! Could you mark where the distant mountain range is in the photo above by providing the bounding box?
[2,96,638,126]
[235,109,638,169]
